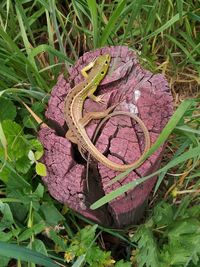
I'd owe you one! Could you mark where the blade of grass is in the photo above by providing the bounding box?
[0,198,25,203]
[91,144,200,209]
[0,27,48,90]
[28,44,73,65]
[72,0,91,22]
[75,212,134,245]
[49,0,70,71]
[36,0,51,11]
[179,31,200,56]
[15,3,34,64]
[55,8,78,60]
[90,99,194,209]
[140,12,186,42]
[188,12,200,22]
[108,99,193,187]
[176,0,183,24]
[175,125,200,135]
[71,0,86,27]
[0,242,59,267]
[0,88,47,101]
[120,0,144,45]
[100,0,126,47]
[165,34,199,66]
[15,1,36,46]
[4,0,10,30]
[14,6,46,43]
[87,0,99,48]
[72,255,86,267]
[46,9,56,72]
[153,140,191,195]
[0,64,22,83]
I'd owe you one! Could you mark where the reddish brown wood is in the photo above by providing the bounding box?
[38,46,173,227]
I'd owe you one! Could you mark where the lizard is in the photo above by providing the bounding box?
[64,54,151,172]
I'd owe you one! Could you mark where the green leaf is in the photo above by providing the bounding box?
[36,162,47,176]
[0,231,12,242]
[30,138,44,151]
[0,241,59,267]
[2,120,29,160]
[18,228,33,242]
[160,219,200,266]
[40,203,64,225]
[34,183,44,198]
[28,150,35,163]
[115,260,132,267]
[18,222,46,242]
[168,218,200,239]
[0,202,14,230]
[23,115,38,130]
[16,155,32,174]
[21,101,45,129]
[0,255,10,267]
[132,226,160,267]
[29,139,44,160]
[35,150,44,160]
[0,98,16,122]
[78,224,97,246]
[153,202,174,227]
[32,239,48,256]
[48,229,67,251]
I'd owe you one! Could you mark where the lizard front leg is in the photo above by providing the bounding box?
[87,85,107,104]
[81,61,95,78]
[88,93,107,105]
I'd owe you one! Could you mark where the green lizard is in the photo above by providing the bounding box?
[64,54,150,171]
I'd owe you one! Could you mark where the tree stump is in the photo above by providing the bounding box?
[38,46,173,228]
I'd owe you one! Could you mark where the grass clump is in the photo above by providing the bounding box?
[0,0,199,266]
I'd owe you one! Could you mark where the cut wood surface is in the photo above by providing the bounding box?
[38,46,173,227]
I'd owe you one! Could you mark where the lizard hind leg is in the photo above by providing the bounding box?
[65,129,78,144]
[66,129,88,161]
[79,103,119,127]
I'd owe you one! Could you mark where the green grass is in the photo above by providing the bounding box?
[0,0,200,266]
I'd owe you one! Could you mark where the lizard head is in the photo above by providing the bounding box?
[101,54,111,66]
[96,54,111,78]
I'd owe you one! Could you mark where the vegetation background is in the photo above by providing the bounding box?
[0,0,199,266]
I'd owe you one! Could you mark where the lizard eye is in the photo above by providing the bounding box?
[105,61,108,65]
[101,71,105,75]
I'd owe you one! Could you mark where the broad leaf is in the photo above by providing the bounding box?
[0,98,16,122]
[36,162,47,176]
[2,120,29,160]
